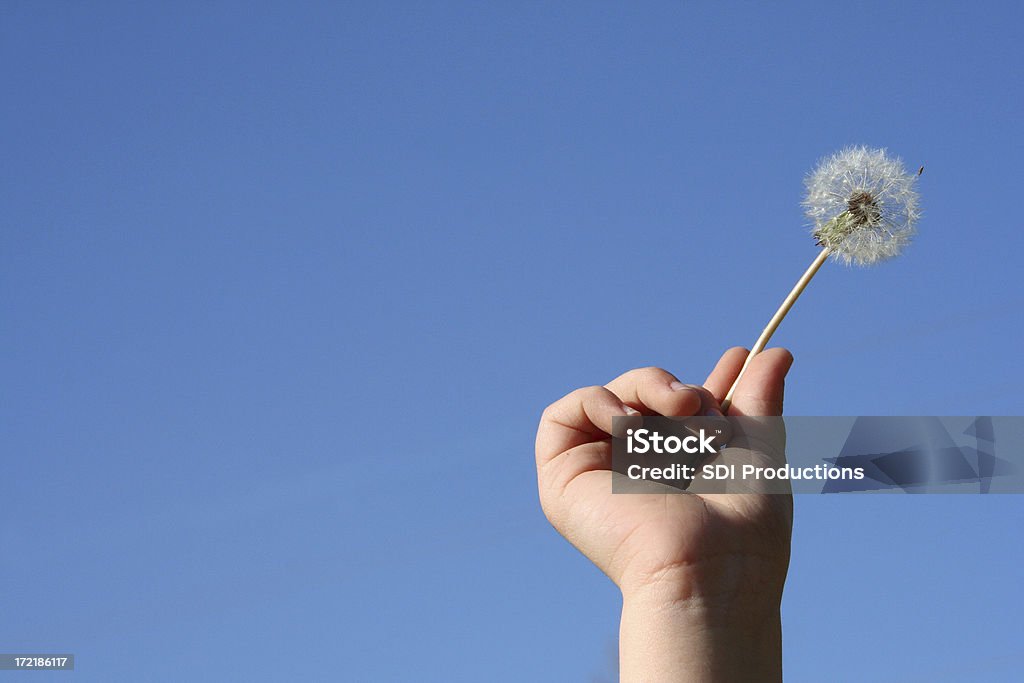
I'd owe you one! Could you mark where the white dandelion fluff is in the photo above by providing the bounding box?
[719,146,923,412]
[803,146,921,266]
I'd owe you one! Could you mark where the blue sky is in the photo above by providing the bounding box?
[2,1,1022,680]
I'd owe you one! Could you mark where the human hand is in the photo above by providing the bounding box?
[535,347,794,682]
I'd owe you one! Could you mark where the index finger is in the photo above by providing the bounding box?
[535,386,639,467]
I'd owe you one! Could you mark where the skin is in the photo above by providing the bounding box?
[535,346,794,682]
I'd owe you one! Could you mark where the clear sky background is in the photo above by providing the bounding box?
[3,2,1023,681]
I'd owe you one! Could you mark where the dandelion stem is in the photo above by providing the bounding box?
[720,247,831,413]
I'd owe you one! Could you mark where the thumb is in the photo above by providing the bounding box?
[728,348,794,417]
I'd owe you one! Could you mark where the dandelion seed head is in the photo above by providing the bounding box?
[803,146,920,266]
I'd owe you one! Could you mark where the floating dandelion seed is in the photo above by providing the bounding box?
[720,147,922,411]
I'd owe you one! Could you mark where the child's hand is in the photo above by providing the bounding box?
[535,347,794,682]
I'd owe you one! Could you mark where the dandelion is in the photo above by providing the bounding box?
[804,146,920,266]
[720,147,921,411]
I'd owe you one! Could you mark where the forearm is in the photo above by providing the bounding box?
[619,586,783,682]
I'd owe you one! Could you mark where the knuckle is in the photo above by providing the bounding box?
[625,366,670,382]
[541,385,606,421]
[574,385,607,402]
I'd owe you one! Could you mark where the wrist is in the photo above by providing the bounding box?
[619,584,783,683]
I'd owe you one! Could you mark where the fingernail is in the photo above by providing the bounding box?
[704,407,723,417]
[623,405,640,415]
[669,381,688,392]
